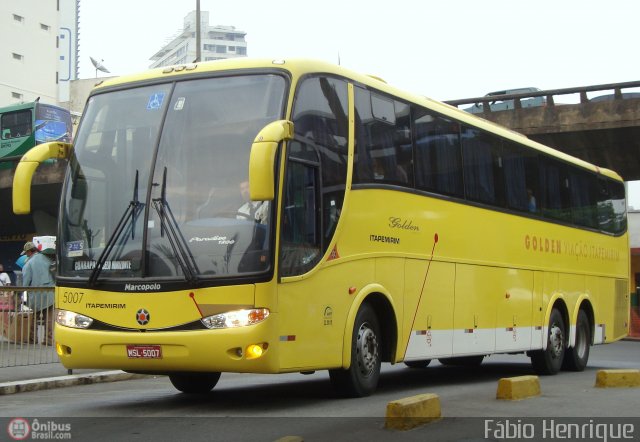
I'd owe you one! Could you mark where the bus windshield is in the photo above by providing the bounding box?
[59,73,287,282]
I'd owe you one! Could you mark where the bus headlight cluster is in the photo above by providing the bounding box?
[56,310,94,329]
[201,308,270,329]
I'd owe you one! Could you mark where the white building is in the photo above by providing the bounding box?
[0,0,79,107]
[150,11,247,68]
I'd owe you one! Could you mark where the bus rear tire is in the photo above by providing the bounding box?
[169,372,221,394]
[562,310,591,372]
[438,355,484,367]
[404,359,431,368]
[329,303,381,397]
[531,308,565,375]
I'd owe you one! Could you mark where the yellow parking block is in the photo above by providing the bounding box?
[385,393,441,430]
[496,375,541,400]
[595,369,640,388]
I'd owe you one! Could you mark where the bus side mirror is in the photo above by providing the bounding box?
[13,141,73,214]
[249,120,293,201]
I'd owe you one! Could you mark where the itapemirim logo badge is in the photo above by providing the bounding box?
[7,418,72,440]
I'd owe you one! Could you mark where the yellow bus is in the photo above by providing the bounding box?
[13,59,629,397]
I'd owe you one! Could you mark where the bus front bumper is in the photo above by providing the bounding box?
[53,319,281,374]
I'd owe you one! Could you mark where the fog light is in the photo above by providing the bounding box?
[246,344,263,359]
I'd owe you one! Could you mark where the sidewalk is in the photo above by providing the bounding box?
[0,346,148,395]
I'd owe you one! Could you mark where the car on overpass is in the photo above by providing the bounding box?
[464,87,545,113]
[590,92,640,102]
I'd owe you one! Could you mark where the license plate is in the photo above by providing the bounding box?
[126,345,162,359]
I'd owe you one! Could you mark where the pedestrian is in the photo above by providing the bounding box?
[0,264,11,286]
[0,263,15,311]
[21,241,55,345]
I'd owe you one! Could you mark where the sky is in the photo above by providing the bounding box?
[78,0,640,206]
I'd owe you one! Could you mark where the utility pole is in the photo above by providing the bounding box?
[195,0,201,62]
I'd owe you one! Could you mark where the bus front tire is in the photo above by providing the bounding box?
[169,372,221,394]
[329,303,381,397]
[562,310,591,372]
[531,308,566,375]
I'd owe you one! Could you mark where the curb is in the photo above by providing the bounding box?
[0,371,151,395]
[595,369,640,388]
[496,375,541,400]
[385,393,441,431]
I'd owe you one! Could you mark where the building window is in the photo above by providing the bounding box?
[228,46,236,52]
[40,23,51,31]
[12,53,24,61]
[237,47,247,56]
[13,14,24,23]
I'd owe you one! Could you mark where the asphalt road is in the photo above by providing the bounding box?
[2,341,639,441]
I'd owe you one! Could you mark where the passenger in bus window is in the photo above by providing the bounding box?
[527,188,537,212]
[373,158,385,180]
[237,180,268,224]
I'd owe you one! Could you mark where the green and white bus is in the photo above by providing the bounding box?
[0,101,72,162]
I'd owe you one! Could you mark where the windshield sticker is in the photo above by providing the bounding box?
[146,92,165,110]
[74,260,132,271]
[66,240,84,258]
[174,97,186,110]
[189,236,236,245]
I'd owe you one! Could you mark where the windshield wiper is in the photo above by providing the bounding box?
[152,167,200,282]
[88,171,144,286]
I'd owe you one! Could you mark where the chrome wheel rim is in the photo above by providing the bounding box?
[355,322,378,377]
[549,323,564,358]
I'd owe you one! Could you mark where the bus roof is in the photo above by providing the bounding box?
[0,101,68,113]
[93,58,623,182]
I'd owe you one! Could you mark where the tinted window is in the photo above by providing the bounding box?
[461,126,504,206]
[540,157,571,222]
[569,168,598,228]
[354,87,412,187]
[413,108,463,197]
[503,142,539,213]
[1,109,32,139]
[290,76,349,271]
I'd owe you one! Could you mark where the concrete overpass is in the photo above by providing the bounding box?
[445,80,640,181]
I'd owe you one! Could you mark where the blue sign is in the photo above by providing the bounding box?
[147,93,165,110]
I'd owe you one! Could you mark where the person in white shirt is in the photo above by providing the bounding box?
[237,180,268,224]
[0,264,11,287]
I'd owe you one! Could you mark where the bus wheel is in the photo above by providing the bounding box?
[531,308,566,375]
[562,310,591,372]
[404,359,431,369]
[329,303,381,397]
[169,372,221,394]
[438,355,484,367]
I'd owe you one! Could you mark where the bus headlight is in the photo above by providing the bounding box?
[201,308,270,329]
[56,310,94,329]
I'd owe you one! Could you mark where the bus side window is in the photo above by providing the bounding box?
[354,88,412,186]
[280,161,321,277]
